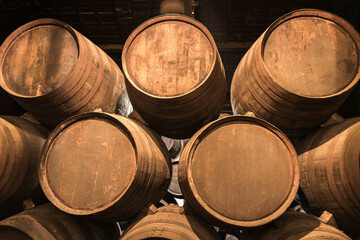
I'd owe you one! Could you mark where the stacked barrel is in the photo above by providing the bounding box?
[0,6,359,240]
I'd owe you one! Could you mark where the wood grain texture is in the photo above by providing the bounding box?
[240,211,351,240]
[122,14,226,138]
[121,205,221,240]
[296,117,360,235]
[0,204,117,240]
[39,112,171,221]
[0,18,129,128]
[264,17,358,97]
[0,116,48,220]
[231,9,360,137]
[178,115,299,228]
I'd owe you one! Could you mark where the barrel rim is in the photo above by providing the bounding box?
[261,8,360,99]
[38,111,138,215]
[182,115,299,227]
[0,18,82,99]
[121,14,218,100]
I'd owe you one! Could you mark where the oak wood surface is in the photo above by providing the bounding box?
[122,14,226,138]
[231,9,360,137]
[264,16,358,97]
[179,115,299,228]
[0,19,129,128]
[0,116,48,220]
[240,211,351,240]
[39,112,171,221]
[296,117,360,234]
[0,204,117,240]
[121,205,220,240]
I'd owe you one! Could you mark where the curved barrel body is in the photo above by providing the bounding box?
[0,204,117,240]
[231,9,360,137]
[297,117,360,234]
[0,18,129,128]
[121,205,220,240]
[0,116,47,219]
[122,14,226,139]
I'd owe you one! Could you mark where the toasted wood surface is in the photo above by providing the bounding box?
[0,116,48,220]
[179,115,299,228]
[231,9,360,137]
[264,16,358,97]
[296,117,360,234]
[122,14,226,138]
[0,18,129,128]
[39,112,171,221]
[0,204,117,240]
[126,20,213,97]
[240,211,351,239]
[2,25,77,96]
[121,205,220,240]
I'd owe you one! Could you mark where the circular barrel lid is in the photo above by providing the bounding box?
[182,115,299,227]
[39,113,137,215]
[0,19,79,97]
[263,9,360,97]
[122,15,216,98]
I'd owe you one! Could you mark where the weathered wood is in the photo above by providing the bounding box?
[231,9,360,137]
[0,116,48,220]
[178,115,299,228]
[121,205,221,240]
[39,112,171,221]
[122,14,226,138]
[0,204,118,240]
[296,117,360,235]
[240,211,351,239]
[319,211,338,228]
[0,18,130,128]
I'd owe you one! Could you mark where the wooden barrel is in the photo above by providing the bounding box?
[168,162,183,198]
[122,14,226,139]
[239,211,351,240]
[178,115,299,228]
[230,9,360,137]
[0,116,48,220]
[0,18,129,128]
[39,112,171,221]
[121,205,221,240]
[0,204,118,240]
[339,82,360,118]
[296,117,360,234]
